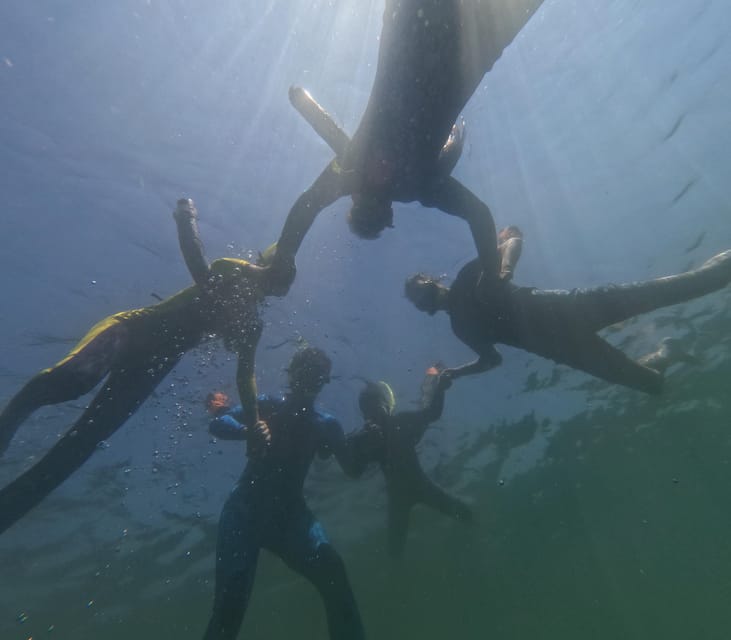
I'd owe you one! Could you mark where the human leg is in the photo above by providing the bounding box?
[0,358,176,535]
[548,332,664,395]
[559,249,731,331]
[419,481,473,524]
[387,497,412,559]
[203,486,261,640]
[276,509,365,640]
[0,315,129,456]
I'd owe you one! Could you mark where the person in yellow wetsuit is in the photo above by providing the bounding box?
[0,198,277,534]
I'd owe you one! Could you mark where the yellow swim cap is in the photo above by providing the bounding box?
[359,380,396,417]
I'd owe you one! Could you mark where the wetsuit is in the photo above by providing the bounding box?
[348,375,471,558]
[272,0,546,286]
[0,203,265,535]
[447,251,731,394]
[203,396,365,640]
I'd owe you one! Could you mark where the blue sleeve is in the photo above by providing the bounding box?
[209,405,247,441]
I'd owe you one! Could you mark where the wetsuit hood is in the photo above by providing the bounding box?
[359,380,396,419]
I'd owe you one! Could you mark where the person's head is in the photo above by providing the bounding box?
[358,380,396,422]
[205,391,231,415]
[347,193,394,239]
[404,273,449,315]
[498,225,523,243]
[287,347,332,399]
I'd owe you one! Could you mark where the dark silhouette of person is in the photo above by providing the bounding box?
[202,348,365,640]
[348,367,472,557]
[0,198,280,535]
[404,246,731,394]
[268,0,547,292]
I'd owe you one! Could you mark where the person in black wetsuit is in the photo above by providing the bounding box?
[0,198,279,535]
[348,367,472,558]
[202,347,365,640]
[268,0,546,292]
[404,248,731,394]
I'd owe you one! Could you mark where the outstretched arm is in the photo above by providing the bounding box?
[174,197,266,288]
[209,410,248,440]
[320,418,371,478]
[233,325,263,429]
[446,345,503,381]
[289,86,351,157]
[268,86,354,289]
[423,177,500,286]
[337,433,371,478]
[269,85,352,279]
[173,198,211,288]
[209,401,271,453]
[397,372,450,446]
[271,163,348,273]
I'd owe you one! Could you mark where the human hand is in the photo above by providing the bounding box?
[174,198,198,221]
[437,369,455,390]
[248,420,272,457]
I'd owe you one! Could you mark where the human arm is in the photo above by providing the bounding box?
[231,321,262,428]
[289,86,351,157]
[173,198,211,288]
[269,163,348,286]
[232,324,271,450]
[174,198,268,290]
[397,372,450,446]
[444,345,503,381]
[266,87,353,291]
[422,177,500,288]
[209,406,247,440]
[209,401,271,452]
[319,417,372,479]
[343,422,387,476]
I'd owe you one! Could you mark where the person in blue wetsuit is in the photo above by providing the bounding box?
[348,367,472,558]
[202,347,366,640]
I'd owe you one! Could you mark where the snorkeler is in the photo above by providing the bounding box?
[268,0,546,292]
[404,247,731,395]
[0,198,279,535]
[348,367,472,558]
[202,347,365,640]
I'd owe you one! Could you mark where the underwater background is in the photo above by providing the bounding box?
[1,0,730,638]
